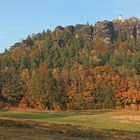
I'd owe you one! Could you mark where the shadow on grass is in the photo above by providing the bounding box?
[0,119,140,140]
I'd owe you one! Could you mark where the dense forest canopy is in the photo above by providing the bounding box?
[0,17,140,110]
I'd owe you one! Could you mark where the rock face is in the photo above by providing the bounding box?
[93,20,114,45]
[11,17,140,50]
[74,24,93,40]
[64,26,75,35]
[113,17,140,42]
[53,17,140,47]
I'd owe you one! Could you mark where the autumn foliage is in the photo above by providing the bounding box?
[0,29,140,111]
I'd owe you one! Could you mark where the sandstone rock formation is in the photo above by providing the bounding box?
[53,17,140,47]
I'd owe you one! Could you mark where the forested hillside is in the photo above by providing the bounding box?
[0,17,140,110]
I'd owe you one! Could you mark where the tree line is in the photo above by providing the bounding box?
[0,29,140,110]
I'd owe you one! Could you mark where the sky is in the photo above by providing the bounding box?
[0,0,140,52]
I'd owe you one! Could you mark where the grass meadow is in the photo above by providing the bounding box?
[0,109,140,140]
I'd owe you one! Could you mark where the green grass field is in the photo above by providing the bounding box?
[0,109,140,140]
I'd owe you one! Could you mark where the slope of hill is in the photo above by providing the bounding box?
[0,17,140,110]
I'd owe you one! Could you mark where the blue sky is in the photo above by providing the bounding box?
[0,0,140,52]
